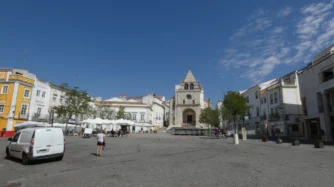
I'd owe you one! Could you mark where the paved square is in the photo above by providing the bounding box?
[1,134,334,187]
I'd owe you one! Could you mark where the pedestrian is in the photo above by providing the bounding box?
[215,128,219,139]
[96,130,105,157]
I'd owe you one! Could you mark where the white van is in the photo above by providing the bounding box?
[6,127,65,165]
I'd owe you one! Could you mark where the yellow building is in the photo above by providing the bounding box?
[0,69,35,137]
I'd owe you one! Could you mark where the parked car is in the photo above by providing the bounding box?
[6,127,65,165]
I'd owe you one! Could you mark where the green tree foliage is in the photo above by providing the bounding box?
[116,106,125,119]
[222,91,251,133]
[199,107,220,128]
[54,83,91,130]
[99,105,115,119]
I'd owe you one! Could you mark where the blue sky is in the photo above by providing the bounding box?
[1,0,334,104]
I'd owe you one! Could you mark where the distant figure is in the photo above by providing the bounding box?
[1,128,5,137]
[215,128,219,139]
[96,130,105,157]
[111,129,115,137]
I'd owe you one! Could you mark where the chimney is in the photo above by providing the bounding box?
[120,94,126,100]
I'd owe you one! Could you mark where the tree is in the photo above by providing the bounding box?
[220,105,233,129]
[199,107,220,129]
[222,91,251,144]
[99,105,115,119]
[54,83,91,132]
[116,106,125,119]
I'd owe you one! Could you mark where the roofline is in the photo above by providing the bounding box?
[298,48,334,75]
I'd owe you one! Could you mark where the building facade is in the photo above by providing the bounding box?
[0,69,35,137]
[102,93,167,132]
[168,70,208,129]
[29,79,51,122]
[298,44,334,142]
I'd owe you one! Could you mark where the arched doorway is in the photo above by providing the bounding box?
[183,109,196,126]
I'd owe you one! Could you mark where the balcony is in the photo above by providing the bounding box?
[31,113,49,122]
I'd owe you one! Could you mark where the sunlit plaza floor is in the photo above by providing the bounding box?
[0,133,334,187]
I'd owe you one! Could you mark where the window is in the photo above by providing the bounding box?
[256,107,259,116]
[255,91,258,99]
[264,98,267,103]
[0,104,4,113]
[11,132,21,142]
[1,85,8,94]
[42,91,46,98]
[186,94,192,99]
[20,104,28,115]
[184,83,189,90]
[270,94,273,104]
[190,83,194,90]
[270,108,274,114]
[141,113,145,121]
[24,89,30,98]
[19,132,32,143]
[183,100,185,104]
[37,108,42,115]
[132,113,137,120]
[124,113,130,119]
[302,97,308,115]
[36,90,40,96]
[193,100,195,104]
[53,94,57,101]
[274,92,278,103]
[60,96,64,103]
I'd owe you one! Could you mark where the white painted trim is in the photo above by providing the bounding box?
[0,104,4,113]
[1,85,9,94]
[23,88,30,98]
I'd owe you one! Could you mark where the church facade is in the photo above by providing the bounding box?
[168,70,209,129]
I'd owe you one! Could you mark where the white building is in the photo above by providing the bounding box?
[48,83,68,121]
[103,93,167,132]
[29,79,51,122]
[298,44,334,142]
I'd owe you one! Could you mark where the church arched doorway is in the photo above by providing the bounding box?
[182,109,196,126]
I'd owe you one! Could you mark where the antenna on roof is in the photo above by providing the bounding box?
[24,49,28,63]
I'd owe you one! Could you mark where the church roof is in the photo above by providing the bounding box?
[183,70,197,82]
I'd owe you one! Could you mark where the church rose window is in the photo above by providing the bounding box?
[186,94,192,99]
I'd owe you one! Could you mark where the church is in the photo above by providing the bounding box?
[168,70,210,129]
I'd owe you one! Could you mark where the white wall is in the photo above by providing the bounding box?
[29,79,51,120]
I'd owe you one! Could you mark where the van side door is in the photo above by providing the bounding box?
[18,131,33,156]
[9,132,21,159]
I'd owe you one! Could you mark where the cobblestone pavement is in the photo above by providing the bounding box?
[0,134,334,187]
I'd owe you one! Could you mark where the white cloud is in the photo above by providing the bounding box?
[273,27,285,33]
[220,0,334,83]
[277,7,293,17]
